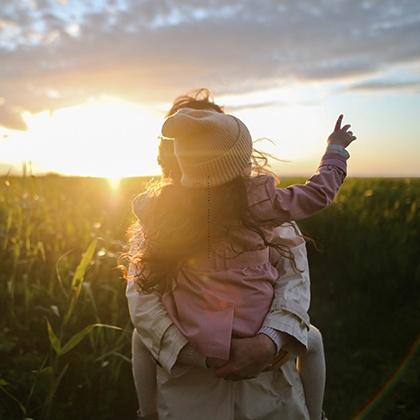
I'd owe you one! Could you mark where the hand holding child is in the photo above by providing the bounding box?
[327,114,357,148]
[210,334,276,381]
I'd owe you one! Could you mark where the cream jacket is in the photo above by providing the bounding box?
[126,222,311,419]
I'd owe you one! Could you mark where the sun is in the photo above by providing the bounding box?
[8,96,163,178]
[107,175,122,190]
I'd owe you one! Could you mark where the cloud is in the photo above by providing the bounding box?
[348,79,420,92]
[226,101,287,112]
[1,0,420,129]
[0,105,27,130]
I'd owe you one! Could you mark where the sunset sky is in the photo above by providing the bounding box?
[1,0,419,179]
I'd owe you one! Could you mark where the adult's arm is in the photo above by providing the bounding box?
[259,221,311,356]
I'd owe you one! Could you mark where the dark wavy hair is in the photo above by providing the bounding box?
[125,88,297,294]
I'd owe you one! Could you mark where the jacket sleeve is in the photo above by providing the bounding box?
[126,222,205,375]
[248,150,348,224]
[260,222,311,356]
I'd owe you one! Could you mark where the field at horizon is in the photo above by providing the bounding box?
[0,175,419,420]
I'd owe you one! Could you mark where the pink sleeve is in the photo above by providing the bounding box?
[248,151,348,224]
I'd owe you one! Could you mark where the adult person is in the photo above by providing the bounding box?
[126,89,352,419]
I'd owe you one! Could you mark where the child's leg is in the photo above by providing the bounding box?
[296,325,326,420]
[131,329,158,419]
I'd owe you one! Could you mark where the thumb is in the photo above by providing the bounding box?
[214,361,237,378]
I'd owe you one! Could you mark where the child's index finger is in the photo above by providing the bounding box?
[334,114,343,131]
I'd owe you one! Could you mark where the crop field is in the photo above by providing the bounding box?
[0,175,419,420]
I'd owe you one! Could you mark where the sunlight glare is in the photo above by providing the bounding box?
[4,96,163,177]
[107,176,121,190]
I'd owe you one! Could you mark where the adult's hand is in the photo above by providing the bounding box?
[214,334,276,381]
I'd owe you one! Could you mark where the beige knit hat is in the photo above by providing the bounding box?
[161,108,253,188]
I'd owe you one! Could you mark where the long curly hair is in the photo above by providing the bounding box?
[125,88,297,294]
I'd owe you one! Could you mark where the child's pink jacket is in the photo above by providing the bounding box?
[133,150,348,360]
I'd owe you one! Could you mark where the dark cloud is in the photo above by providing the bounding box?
[226,101,287,112]
[1,0,420,129]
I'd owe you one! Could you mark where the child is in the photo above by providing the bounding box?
[128,99,355,420]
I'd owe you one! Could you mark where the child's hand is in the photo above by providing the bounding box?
[327,114,357,148]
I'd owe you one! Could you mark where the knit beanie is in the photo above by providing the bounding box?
[161,108,253,188]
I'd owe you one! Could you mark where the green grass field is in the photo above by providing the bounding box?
[0,175,419,420]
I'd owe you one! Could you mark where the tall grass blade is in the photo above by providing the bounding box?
[0,381,27,416]
[62,240,97,328]
[71,239,97,293]
[60,323,121,356]
[43,363,69,419]
[46,319,61,355]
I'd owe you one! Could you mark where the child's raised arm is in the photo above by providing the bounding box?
[247,115,356,224]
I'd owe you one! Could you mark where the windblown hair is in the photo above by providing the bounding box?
[124,88,297,294]
[165,87,224,117]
